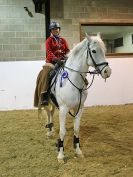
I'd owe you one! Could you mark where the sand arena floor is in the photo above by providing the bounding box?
[0,104,133,177]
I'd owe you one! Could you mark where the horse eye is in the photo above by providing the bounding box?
[92,50,96,53]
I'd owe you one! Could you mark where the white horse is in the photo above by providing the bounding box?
[37,33,111,161]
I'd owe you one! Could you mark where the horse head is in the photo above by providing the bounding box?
[85,33,111,79]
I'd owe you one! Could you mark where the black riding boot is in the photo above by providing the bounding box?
[40,91,49,106]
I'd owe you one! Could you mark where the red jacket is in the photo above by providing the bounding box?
[45,35,70,63]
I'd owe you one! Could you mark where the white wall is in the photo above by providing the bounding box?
[0,58,133,110]
[85,58,133,106]
[0,61,44,110]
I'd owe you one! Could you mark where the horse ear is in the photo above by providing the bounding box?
[97,32,101,38]
[85,32,92,43]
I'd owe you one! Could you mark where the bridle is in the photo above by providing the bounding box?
[87,44,109,74]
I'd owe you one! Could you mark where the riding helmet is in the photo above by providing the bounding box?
[49,22,61,30]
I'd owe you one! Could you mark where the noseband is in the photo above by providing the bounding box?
[87,45,108,74]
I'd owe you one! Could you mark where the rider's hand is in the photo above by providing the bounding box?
[51,58,59,65]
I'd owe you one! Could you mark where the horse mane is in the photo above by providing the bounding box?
[67,38,88,58]
[67,35,106,59]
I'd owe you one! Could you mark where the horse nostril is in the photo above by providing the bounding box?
[104,69,107,74]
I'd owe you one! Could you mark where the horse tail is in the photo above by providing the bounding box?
[34,86,39,107]
[34,69,43,107]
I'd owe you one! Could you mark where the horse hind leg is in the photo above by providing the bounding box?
[73,108,84,158]
[37,96,45,125]
[45,104,55,137]
[38,102,43,122]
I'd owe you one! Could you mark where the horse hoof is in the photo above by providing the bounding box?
[58,158,65,163]
[57,153,65,162]
[75,150,84,158]
[77,153,84,158]
[75,152,84,159]
[46,131,53,137]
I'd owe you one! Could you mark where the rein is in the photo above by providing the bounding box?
[67,73,95,117]
[63,66,96,117]
[64,65,98,75]
[49,65,96,117]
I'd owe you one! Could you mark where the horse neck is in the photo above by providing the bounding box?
[66,38,89,72]
[65,53,89,87]
[66,53,89,75]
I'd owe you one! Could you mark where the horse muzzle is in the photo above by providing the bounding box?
[101,66,111,79]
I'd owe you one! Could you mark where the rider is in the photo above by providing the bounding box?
[40,21,70,106]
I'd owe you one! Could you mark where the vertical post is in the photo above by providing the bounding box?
[45,0,50,39]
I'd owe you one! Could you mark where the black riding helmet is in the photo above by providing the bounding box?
[49,22,61,30]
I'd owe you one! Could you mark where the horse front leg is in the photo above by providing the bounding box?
[73,108,84,157]
[57,106,69,161]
